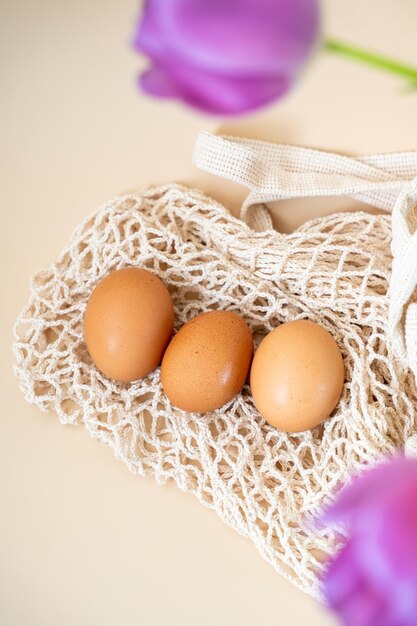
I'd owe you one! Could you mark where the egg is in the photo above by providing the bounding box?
[161,310,253,413]
[84,267,174,382]
[250,320,345,433]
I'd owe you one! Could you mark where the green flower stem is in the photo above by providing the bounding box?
[324,39,417,85]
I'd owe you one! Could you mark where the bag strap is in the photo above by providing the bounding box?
[389,178,417,370]
[193,132,417,378]
[194,132,417,230]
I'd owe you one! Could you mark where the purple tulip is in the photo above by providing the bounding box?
[133,0,320,115]
[321,457,417,626]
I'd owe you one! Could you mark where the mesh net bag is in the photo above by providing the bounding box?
[13,133,417,598]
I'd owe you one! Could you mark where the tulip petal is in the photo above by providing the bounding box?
[140,0,320,77]
[133,0,168,60]
[133,0,320,114]
[337,590,384,626]
[324,542,387,626]
[324,542,363,608]
[354,495,417,621]
[322,457,417,526]
[379,496,417,578]
[321,458,417,626]
[139,61,291,115]
[139,66,182,98]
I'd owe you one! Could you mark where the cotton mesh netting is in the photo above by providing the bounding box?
[13,184,417,598]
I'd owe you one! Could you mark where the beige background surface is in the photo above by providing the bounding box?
[1,1,417,625]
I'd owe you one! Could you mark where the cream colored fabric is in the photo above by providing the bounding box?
[13,135,417,599]
[194,132,417,378]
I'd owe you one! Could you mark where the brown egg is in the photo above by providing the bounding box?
[161,311,253,413]
[250,320,344,433]
[84,267,174,382]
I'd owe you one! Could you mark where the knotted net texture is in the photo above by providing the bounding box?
[14,184,417,598]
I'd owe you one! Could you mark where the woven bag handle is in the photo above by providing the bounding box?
[193,132,417,379]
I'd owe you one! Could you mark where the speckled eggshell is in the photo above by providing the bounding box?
[250,319,345,433]
[161,310,253,413]
[84,267,174,382]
